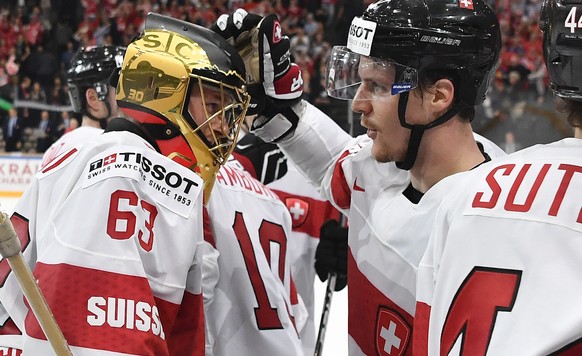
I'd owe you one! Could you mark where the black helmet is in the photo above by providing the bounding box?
[326,0,501,170]
[359,0,501,106]
[67,46,126,115]
[541,0,582,101]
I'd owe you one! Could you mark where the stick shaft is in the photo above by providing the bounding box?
[0,212,72,355]
[7,253,73,356]
[314,214,348,356]
[313,272,337,356]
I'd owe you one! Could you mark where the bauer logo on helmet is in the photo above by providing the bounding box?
[419,35,461,46]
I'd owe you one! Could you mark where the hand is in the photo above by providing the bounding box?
[211,9,303,116]
[233,132,288,184]
[314,219,348,291]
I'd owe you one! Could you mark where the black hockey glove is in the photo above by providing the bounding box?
[211,9,304,141]
[314,219,348,291]
[234,133,288,185]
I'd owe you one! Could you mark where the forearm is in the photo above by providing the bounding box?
[276,100,354,186]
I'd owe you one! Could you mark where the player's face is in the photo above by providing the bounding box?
[90,86,120,122]
[187,85,232,142]
[351,57,426,163]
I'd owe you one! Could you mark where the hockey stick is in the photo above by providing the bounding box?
[314,211,349,356]
[314,112,354,356]
[0,212,73,356]
[313,272,337,356]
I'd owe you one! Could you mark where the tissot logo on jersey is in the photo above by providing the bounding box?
[90,153,117,170]
[84,147,201,217]
[89,152,199,195]
[87,296,165,340]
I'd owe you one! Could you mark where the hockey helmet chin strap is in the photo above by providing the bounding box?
[86,69,122,129]
[395,92,463,170]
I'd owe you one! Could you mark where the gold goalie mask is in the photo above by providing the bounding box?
[116,12,250,203]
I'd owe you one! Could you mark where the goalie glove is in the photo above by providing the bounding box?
[211,9,303,117]
[314,219,348,292]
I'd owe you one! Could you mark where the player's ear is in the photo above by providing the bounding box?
[432,78,455,111]
[85,88,100,111]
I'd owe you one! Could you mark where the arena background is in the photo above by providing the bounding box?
[0,0,568,355]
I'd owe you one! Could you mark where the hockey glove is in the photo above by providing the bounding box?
[234,132,288,184]
[314,219,348,291]
[211,10,304,140]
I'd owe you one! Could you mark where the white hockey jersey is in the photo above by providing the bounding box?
[268,160,341,354]
[232,140,342,354]
[5,126,120,354]
[415,138,582,356]
[274,101,505,355]
[204,159,304,355]
[0,131,206,355]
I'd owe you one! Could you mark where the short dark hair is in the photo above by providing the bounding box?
[417,69,476,122]
[554,97,582,129]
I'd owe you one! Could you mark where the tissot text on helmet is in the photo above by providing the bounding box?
[347,17,377,56]
[349,23,374,41]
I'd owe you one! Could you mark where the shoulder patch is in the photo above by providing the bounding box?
[285,197,309,228]
[38,146,81,177]
[375,307,411,356]
[82,146,203,217]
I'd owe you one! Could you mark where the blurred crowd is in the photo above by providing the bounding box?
[0,0,551,154]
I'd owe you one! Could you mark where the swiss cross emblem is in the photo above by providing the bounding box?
[273,21,282,43]
[459,0,474,9]
[285,197,309,228]
[103,153,117,166]
[375,307,411,356]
